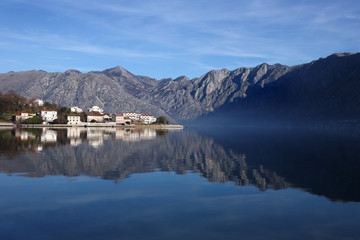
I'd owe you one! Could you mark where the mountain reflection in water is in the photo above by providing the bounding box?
[0,127,359,202]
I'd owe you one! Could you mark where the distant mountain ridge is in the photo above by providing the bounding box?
[199,52,360,124]
[0,52,359,122]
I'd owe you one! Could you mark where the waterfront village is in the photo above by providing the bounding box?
[5,99,180,152]
[12,99,160,126]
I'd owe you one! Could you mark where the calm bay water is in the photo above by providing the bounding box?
[0,127,359,240]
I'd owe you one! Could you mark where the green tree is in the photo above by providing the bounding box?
[22,116,43,124]
[52,115,68,124]
[43,101,52,108]
[59,107,70,114]
[156,116,169,125]
[78,112,86,122]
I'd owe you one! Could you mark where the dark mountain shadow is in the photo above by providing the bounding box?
[190,53,360,127]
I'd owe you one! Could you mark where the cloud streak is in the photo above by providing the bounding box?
[0,0,359,78]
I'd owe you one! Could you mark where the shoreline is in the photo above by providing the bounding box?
[0,122,15,128]
[15,123,184,129]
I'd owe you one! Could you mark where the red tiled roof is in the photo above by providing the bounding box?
[85,111,102,116]
[13,111,29,116]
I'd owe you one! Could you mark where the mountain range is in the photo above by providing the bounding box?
[0,52,359,123]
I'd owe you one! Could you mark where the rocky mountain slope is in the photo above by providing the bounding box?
[197,52,360,124]
[0,53,359,122]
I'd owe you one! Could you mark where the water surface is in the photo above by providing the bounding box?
[0,127,359,240]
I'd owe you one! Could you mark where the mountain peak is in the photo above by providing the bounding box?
[103,66,135,77]
[65,69,81,74]
[174,76,190,81]
[332,52,356,57]
[104,66,129,74]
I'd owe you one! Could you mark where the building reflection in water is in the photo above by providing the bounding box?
[68,127,83,146]
[14,128,36,141]
[66,127,158,147]
[41,129,57,143]
[11,127,161,150]
[115,128,156,142]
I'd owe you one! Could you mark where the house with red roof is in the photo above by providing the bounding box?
[84,111,104,123]
[112,114,125,124]
[123,112,141,121]
[12,111,31,122]
[140,114,157,124]
[67,114,82,125]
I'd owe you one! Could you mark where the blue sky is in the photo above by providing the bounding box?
[1,0,360,79]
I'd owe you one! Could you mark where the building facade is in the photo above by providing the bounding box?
[123,112,141,121]
[85,111,104,123]
[67,114,82,125]
[88,106,104,114]
[38,110,57,123]
[12,111,31,122]
[140,114,157,124]
[102,114,111,122]
[70,106,83,113]
[112,114,125,124]
[33,99,44,107]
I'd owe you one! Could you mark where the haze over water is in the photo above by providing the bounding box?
[0,127,359,240]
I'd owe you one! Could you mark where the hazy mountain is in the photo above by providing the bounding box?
[0,52,359,122]
[196,52,360,125]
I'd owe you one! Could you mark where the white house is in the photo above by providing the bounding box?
[12,111,31,122]
[140,114,157,124]
[88,106,104,114]
[85,111,104,123]
[33,99,44,107]
[112,114,125,124]
[102,114,111,122]
[38,110,58,123]
[67,114,82,125]
[123,112,141,121]
[70,106,83,113]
